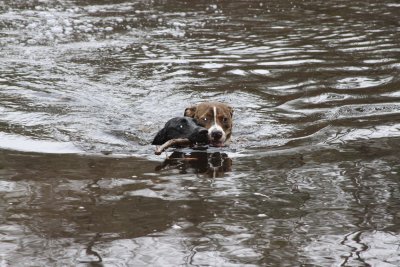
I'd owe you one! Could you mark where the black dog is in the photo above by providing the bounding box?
[152,117,209,146]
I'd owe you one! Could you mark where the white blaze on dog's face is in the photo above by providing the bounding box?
[184,102,233,147]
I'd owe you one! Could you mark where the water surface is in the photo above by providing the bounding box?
[0,0,400,266]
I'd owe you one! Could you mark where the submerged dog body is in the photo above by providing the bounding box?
[152,117,209,146]
[184,102,233,146]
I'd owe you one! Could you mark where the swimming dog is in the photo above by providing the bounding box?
[184,102,233,146]
[152,117,209,150]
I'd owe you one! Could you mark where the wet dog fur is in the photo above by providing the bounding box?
[152,117,209,146]
[184,102,233,146]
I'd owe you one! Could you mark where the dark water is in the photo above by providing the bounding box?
[1,0,400,266]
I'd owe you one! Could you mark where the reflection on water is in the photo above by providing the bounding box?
[1,0,400,266]
[155,149,232,178]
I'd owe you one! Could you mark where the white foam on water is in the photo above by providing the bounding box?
[0,132,82,154]
[228,69,247,75]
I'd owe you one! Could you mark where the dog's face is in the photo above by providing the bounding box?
[152,117,209,146]
[184,102,233,147]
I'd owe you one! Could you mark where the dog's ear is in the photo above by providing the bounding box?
[227,105,234,117]
[152,128,167,145]
[184,105,197,117]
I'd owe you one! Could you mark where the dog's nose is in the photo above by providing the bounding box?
[211,130,223,140]
[191,127,209,144]
[199,128,208,135]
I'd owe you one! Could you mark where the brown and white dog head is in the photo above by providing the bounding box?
[184,102,233,147]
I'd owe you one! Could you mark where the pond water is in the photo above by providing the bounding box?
[1,0,400,266]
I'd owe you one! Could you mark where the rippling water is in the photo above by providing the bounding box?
[1,0,400,266]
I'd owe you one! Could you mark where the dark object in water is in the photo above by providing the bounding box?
[152,117,209,154]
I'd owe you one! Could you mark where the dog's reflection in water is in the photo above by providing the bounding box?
[155,149,232,178]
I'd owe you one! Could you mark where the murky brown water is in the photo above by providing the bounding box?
[1,0,400,266]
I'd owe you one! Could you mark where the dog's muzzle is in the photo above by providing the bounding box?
[189,127,209,145]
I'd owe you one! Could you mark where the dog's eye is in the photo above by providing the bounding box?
[202,117,207,121]
[179,125,183,128]
[222,117,228,123]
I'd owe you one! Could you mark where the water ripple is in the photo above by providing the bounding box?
[1,1,400,266]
